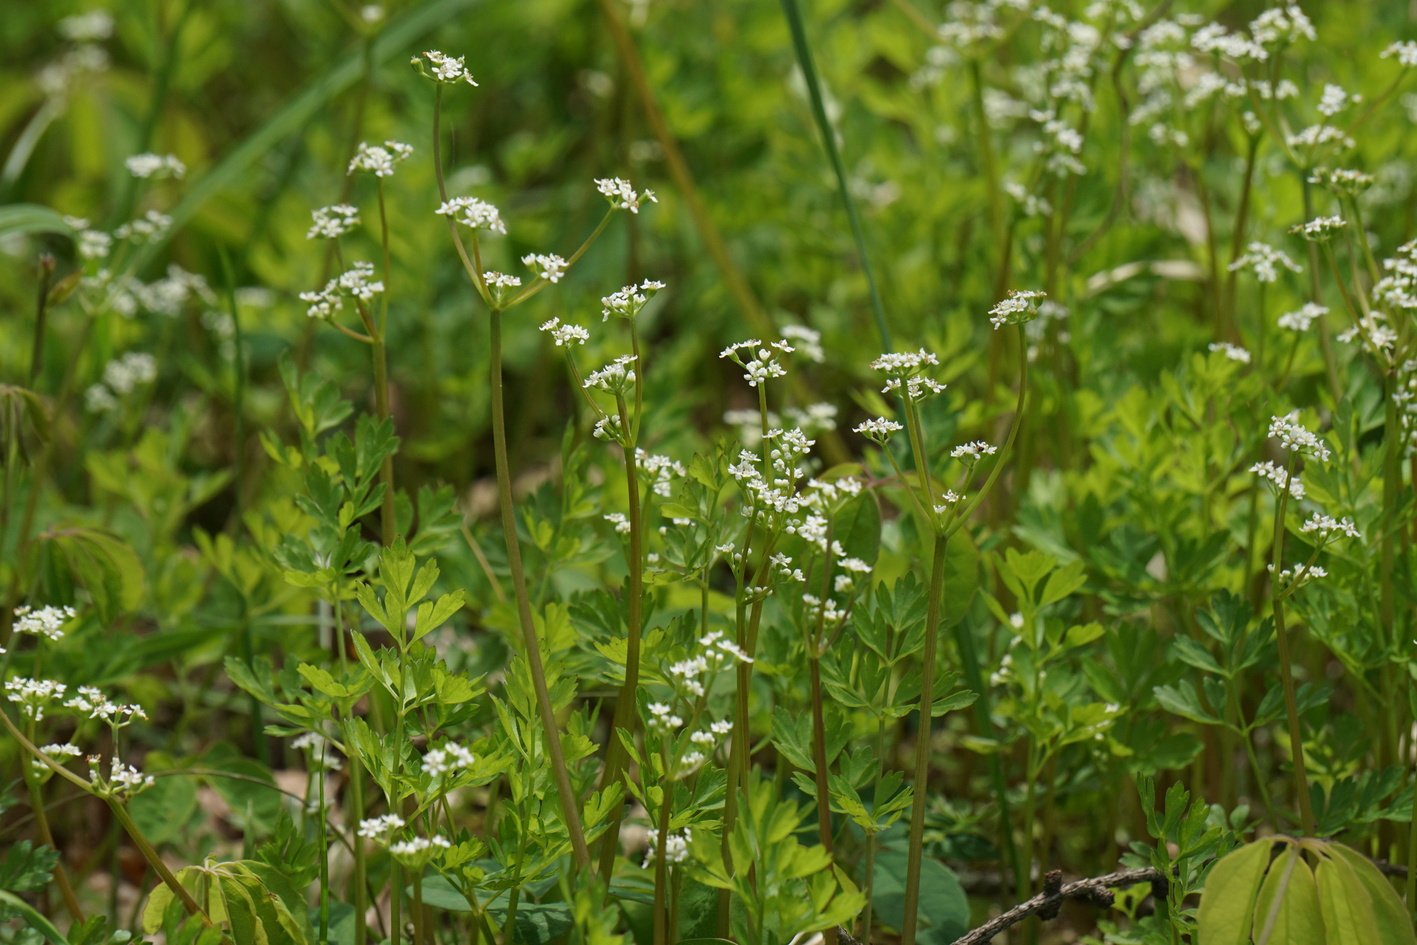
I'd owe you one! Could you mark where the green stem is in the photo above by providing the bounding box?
[490,309,591,867]
[373,180,397,544]
[1269,457,1315,836]
[900,533,949,945]
[597,400,645,879]
[336,591,370,945]
[652,743,674,945]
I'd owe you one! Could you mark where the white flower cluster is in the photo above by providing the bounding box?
[604,512,631,534]
[436,197,506,234]
[291,732,342,770]
[871,348,945,400]
[1227,242,1301,283]
[66,686,146,726]
[583,354,638,394]
[86,352,157,413]
[1268,413,1331,461]
[421,742,475,777]
[5,677,67,721]
[102,757,156,797]
[64,216,112,260]
[1248,4,1316,49]
[13,605,76,641]
[1031,109,1085,177]
[1286,124,1356,152]
[725,403,837,448]
[300,261,384,320]
[538,317,589,347]
[854,417,903,443]
[720,339,794,388]
[648,701,683,731]
[988,290,1047,329]
[782,325,824,362]
[390,835,451,856]
[125,152,186,180]
[1308,167,1374,197]
[348,140,413,177]
[1299,513,1361,541]
[1382,41,1417,68]
[595,177,657,213]
[644,831,690,866]
[1208,342,1251,363]
[1290,216,1348,242]
[522,253,569,283]
[1278,303,1326,332]
[484,271,522,304]
[639,451,685,498]
[307,204,360,240]
[114,209,172,243]
[951,440,998,464]
[416,50,478,85]
[601,279,665,321]
[59,9,114,41]
[1250,460,1305,500]
[933,491,964,515]
[1268,562,1327,590]
[358,813,406,839]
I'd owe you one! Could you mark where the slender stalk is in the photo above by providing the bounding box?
[335,591,370,945]
[490,309,591,867]
[30,255,54,387]
[900,533,950,945]
[1301,181,1343,402]
[25,775,84,922]
[597,398,646,879]
[1269,457,1315,836]
[808,653,839,945]
[652,743,674,945]
[373,179,397,544]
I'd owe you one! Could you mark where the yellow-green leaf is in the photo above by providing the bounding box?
[1197,839,1274,945]
[1253,847,1322,945]
[1313,851,1379,945]
[1327,844,1417,945]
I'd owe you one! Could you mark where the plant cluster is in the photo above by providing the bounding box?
[5,2,1417,945]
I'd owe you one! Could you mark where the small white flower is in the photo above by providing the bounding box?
[595,177,658,213]
[1290,216,1348,242]
[1278,303,1327,332]
[358,814,406,839]
[1382,41,1417,68]
[603,512,631,534]
[989,290,1048,329]
[1268,412,1331,461]
[950,440,998,463]
[436,197,506,234]
[522,253,569,283]
[114,210,172,243]
[13,605,77,641]
[125,153,186,180]
[1251,460,1305,499]
[583,355,638,394]
[418,50,478,86]
[601,279,665,321]
[853,417,903,443]
[307,204,360,240]
[538,317,589,347]
[1208,342,1251,363]
[1228,242,1301,283]
[348,141,413,177]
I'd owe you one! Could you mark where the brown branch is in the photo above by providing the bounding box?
[948,867,1164,945]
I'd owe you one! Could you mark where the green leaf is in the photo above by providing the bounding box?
[0,888,72,944]
[0,204,74,241]
[1314,854,1381,945]
[0,841,60,894]
[413,590,466,642]
[833,491,882,569]
[871,848,968,945]
[941,530,980,627]
[1327,845,1417,945]
[1252,846,1322,945]
[1196,839,1273,945]
[142,883,176,935]
[128,774,199,845]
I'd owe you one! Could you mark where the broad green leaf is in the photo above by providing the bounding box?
[0,841,60,894]
[142,883,177,935]
[0,203,73,240]
[1327,845,1417,945]
[1197,839,1273,945]
[1252,847,1322,945]
[128,774,199,845]
[1315,854,1380,945]
[871,848,968,945]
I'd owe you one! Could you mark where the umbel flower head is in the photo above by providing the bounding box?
[348,140,413,177]
[412,50,478,86]
[436,197,506,234]
[989,290,1047,329]
[870,349,944,400]
[595,177,657,213]
[602,279,665,321]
